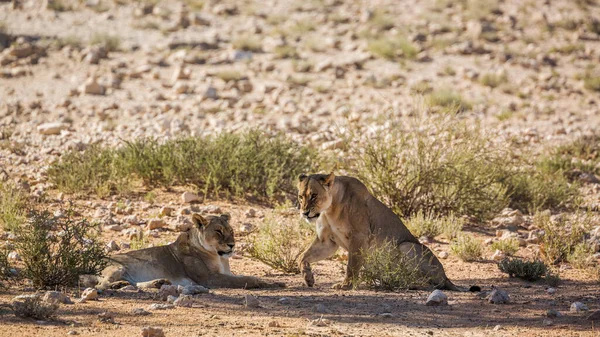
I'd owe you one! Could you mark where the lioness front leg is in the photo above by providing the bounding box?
[299,236,338,287]
[333,241,366,290]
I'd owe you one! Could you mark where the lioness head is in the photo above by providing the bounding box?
[191,213,235,257]
[297,172,335,223]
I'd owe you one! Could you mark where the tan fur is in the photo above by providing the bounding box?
[100,213,284,289]
[297,173,463,291]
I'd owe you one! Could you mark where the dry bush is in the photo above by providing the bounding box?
[535,211,591,265]
[404,211,463,239]
[450,234,482,262]
[348,111,508,220]
[347,109,579,220]
[13,295,58,320]
[15,210,108,288]
[0,181,28,231]
[247,217,314,273]
[357,240,429,291]
[491,238,520,256]
[497,258,547,281]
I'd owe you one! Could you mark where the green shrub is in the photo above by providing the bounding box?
[491,238,520,256]
[247,217,314,273]
[497,258,547,281]
[49,130,316,201]
[450,234,482,262]
[14,210,108,288]
[47,144,130,197]
[12,295,58,320]
[583,74,600,92]
[404,211,463,239]
[0,182,28,231]
[357,240,429,291]
[535,212,590,265]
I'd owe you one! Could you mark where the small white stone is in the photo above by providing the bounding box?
[80,288,98,301]
[426,289,448,306]
[438,251,449,259]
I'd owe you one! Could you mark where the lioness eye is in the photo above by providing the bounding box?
[310,194,317,200]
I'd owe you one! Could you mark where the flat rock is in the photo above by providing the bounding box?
[571,302,589,312]
[487,288,509,304]
[178,284,209,295]
[181,191,200,203]
[174,294,194,307]
[43,291,72,305]
[147,303,174,310]
[37,122,68,135]
[141,327,165,337]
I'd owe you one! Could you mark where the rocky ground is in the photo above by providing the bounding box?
[1,0,600,336]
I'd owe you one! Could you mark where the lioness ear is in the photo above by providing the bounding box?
[323,172,335,187]
[191,213,209,228]
[298,173,308,182]
[220,213,231,222]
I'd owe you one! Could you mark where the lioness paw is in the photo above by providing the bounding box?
[332,282,352,290]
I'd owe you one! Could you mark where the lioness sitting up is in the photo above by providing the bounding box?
[100,213,284,289]
[298,172,474,291]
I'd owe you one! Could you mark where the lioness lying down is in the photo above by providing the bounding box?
[298,172,475,291]
[100,213,283,289]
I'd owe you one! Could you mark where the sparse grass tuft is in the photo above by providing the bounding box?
[232,35,262,52]
[426,89,472,112]
[451,234,482,262]
[56,35,83,49]
[47,0,73,12]
[0,182,28,231]
[368,9,395,31]
[13,295,58,320]
[367,35,418,60]
[497,258,547,281]
[247,218,314,273]
[491,238,520,256]
[215,70,245,82]
[15,210,108,288]
[404,211,463,240]
[90,33,120,52]
[357,240,429,291]
[479,72,508,88]
[182,0,204,11]
[130,236,149,250]
[545,270,561,287]
[274,45,299,59]
[583,74,600,92]
[49,130,316,201]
